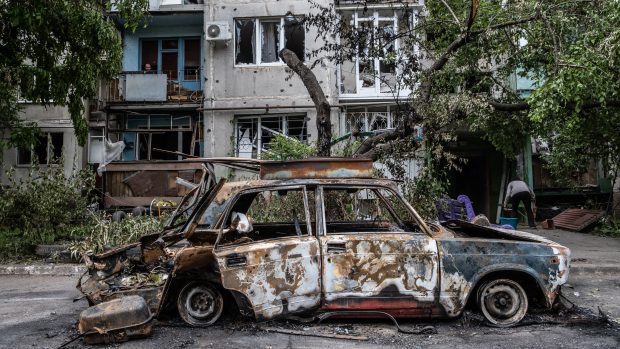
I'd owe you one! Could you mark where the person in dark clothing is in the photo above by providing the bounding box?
[503,180,537,228]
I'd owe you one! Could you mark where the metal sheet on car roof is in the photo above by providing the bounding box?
[260,158,373,180]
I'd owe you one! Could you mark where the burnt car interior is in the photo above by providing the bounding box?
[323,187,421,234]
[222,188,312,243]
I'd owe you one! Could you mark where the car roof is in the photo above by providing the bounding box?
[213,178,400,204]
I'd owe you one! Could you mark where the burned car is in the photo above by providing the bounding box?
[77,158,570,342]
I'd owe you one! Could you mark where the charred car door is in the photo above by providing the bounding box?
[318,186,440,317]
[213,186,321,320]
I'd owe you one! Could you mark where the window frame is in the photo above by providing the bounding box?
[318,184,422,237]
[234,114,308,158]
[234,16,305,67]
[214,185,313,250]
[337,9,416,97]
[138,37,202,81]
[16,131,64,166]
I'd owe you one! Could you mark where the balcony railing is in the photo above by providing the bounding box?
[105,69,203,103]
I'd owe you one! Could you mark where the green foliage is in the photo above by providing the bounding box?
[68,213,166,256]
[260,134,316,160]
[0,160,95,242]
[0,0,148,149]
[0,156,166,259]
[401,169,449,221]
[595,217,620,238]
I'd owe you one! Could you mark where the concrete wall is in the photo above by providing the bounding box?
[1,104,84,186]
[203,0,338,162]
[205,0,337,108]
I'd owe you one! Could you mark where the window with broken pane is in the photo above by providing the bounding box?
[223,187,312,243]
[235,17,305,65]
[322,187,415,234]
[344,106,393,134]
[17,132,63,165]
[235,114,308,158]
[338,10,414,96]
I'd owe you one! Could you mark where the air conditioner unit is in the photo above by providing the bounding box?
[205,22,231,41]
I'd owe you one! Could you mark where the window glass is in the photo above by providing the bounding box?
[235,19,255,64]
[17,146,31,165]
[322,187,416,234]
[33,133,49,164]
[184,39,200,80]
[141,40,158,71]
[49,132,63,160]
[162,39,178,50]
[261,20,280,63]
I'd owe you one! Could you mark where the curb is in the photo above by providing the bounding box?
[0,264,86,276]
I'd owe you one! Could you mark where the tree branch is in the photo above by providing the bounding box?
[440,0,463,30]
[279,48,332,156]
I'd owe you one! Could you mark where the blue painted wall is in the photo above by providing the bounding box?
[122,16,203,71]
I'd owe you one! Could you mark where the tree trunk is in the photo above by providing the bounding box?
[279,49,332,156]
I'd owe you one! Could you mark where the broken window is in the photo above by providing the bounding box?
[322,187,416,234]
[235,114,308,158]
[344,106,393,134]
[118,114,199,161]
[140,38,201,80]
[17,132,63,165]
[235,17,305,65]
[338,10,414,96]
[223,187,312,243]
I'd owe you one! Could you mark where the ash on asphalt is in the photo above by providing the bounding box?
[53,302,619,349]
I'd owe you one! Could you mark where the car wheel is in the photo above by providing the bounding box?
[177,282,225,326]
[478,278,528,327]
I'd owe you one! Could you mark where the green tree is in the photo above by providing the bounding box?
[304,0,620,186]
[0,0,148,149]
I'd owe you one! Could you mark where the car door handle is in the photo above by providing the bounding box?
[226,254,247,267]
[326,242,346,254]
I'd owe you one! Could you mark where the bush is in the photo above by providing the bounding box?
[0,161,171,260]
[0,161,95,258]
[401,170,449,221]
[595,216,620,238]
[260,134,316,160]
[68,213,166,256]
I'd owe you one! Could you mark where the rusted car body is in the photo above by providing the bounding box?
[77,158,570,334]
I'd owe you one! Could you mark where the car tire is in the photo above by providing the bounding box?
[177,281,225,327]
[477,278,528,327]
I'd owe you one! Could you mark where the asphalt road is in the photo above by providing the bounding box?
[0,229,618,349]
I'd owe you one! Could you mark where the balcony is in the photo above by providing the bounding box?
[105,69,203,104]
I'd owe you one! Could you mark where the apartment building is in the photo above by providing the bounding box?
[89,0,205,167]
[0,103,85,186]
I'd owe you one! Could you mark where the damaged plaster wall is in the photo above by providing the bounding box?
[203,0,338,176]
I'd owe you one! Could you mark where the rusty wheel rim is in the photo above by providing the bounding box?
[178,282,224,326]
[186,286,217,319]
[479,279,528,327]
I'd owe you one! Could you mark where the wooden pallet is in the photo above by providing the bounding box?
[552,208,605,231]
